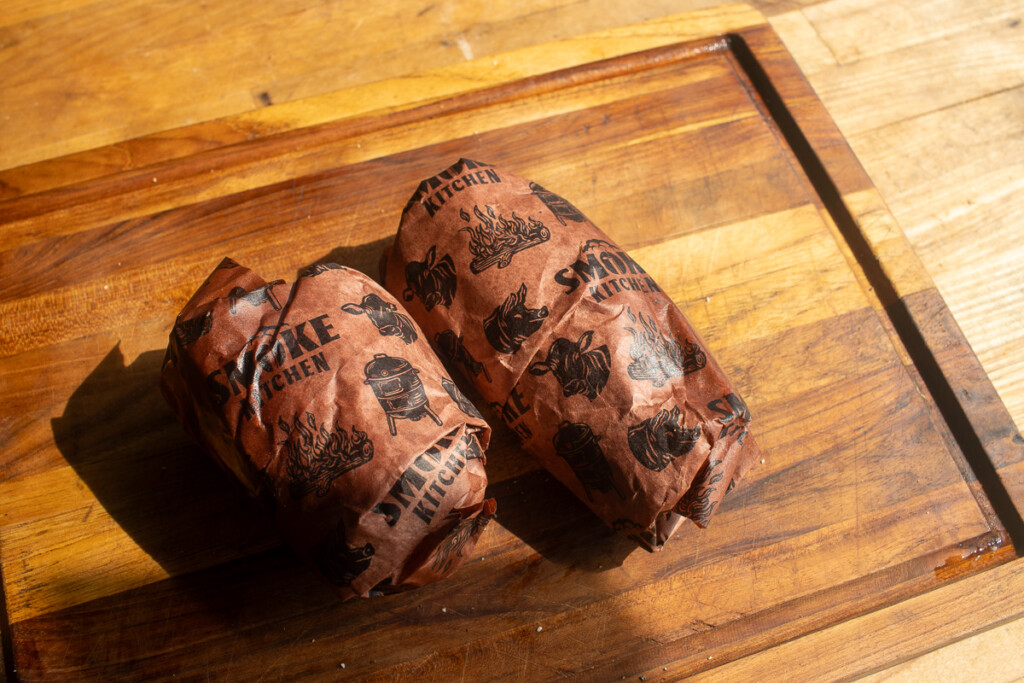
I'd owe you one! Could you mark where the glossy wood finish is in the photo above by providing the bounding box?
[1,4,1022,681]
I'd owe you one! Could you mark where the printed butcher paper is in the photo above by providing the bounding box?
[382,159,760,550]
[160,259,495,599]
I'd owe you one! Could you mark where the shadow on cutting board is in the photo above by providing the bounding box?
[48,344,633,627]
[303,235,394,283]
[447,375,639,571]
[51,345,282,578]
[47,238,397,589]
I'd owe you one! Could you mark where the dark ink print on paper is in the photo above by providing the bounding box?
[707,392,751,444]
[441,377,484,419]
[552,421,625,502]
[300,262,346,278]
[363,353,443,436]
[679,459,725,527]
[279,411,373,498]
[431,515,489,574]
[434,330,491,383]
[625,307,706,387]
[403,246,457,311]
[342,293,418,344]
[529,181,587,225]
[460,205,550,274]
[227,283,282,315]
[309,519,374,588]
[172,310,212,348]
[628,406,702,472]
[483,283,548,354]
[529,331,610,400]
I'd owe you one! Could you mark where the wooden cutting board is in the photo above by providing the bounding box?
[1,4,1022,680]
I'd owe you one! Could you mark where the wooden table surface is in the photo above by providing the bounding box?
[1,0,1022,679]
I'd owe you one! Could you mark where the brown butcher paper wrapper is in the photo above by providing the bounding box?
[160,259,494,599]
[382,159,760,550]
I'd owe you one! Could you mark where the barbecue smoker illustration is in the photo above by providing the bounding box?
[460,205,551,274]
[628,406,702,472]
[279,412,374,499]
[625,308,706,387]
[363,354,443,436]
[552,422,626,502]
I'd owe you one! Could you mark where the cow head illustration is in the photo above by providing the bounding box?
[403,246,457,311]
[342,293,418,344]
[529,331,610,400]
[483,283,548,354]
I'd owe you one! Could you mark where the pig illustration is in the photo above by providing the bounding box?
[342,293,418,344]
[483,283,548,353]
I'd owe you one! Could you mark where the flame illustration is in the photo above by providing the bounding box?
[680,459,725,526]
[459,205,550,272]
[625,309,680,386]
[279,412,373,498]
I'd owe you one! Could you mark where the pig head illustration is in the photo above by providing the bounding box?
[403,245,457,311]
[342,293,418,344]
[483,283,548,354]
[529,331,610,400]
